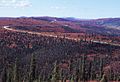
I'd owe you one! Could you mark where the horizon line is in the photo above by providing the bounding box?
[0,16,120,20]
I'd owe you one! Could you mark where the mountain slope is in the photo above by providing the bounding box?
[0,17,120,35]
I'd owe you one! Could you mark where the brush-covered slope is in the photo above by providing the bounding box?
[0,17,120,35]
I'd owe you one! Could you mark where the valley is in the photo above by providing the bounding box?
[0,17,120,82]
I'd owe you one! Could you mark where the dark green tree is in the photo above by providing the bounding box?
[1,67,7,82]
[100,74,108,82]
[87,61,92,81]
[29,54,37,82]
[81,54,86,81]
[51,61,60,82]
[70,75,74,82]
[75,58,82,82]
[13,58,19,82]
[7,68,12,82]
[37,74,42,82]
[99,58,103,80]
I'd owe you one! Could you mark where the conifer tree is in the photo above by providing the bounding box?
[13,58,19,82]
[108,67,113,81]
[99,58,103,80]
[1,67,7,82]
[1,57,7,82]
[7,68,12,82]
[70,75,74,82]
[59,68,64,82]
[81,54,86,81]
[51,60,59,82]
[117,76,120,81]
[87,61,92,81]
[37,75,41,82]
[29,54,37,82]
[100,74,108,82]
[75,58,82,82]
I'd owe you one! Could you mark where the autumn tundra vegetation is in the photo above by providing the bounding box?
[0,17,120,82]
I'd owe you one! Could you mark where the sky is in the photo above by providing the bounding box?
[0,0,120,19]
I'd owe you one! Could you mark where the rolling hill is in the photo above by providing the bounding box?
[0,17,120,35]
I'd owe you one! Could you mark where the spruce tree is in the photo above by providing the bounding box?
[37,75,41,82]
[29,54,37,82]
[1,57,7,82]
[70,75,74,82]
[117,76,120,81]
[51,60,59,82]
[99,58,103,80]
[13,58,19,82]
[87,61,92,81]
[78,58,82,81]
[7,68,12,82]
[75,58,82,82]
[81,54,86,81]
[59,68,64,82]
[1,67,7,82]
[100,74,108,82]
[108,67,113,81]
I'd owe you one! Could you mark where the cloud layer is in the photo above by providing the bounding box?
[0,0,31,8]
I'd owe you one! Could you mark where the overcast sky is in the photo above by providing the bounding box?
[0,0,120,19]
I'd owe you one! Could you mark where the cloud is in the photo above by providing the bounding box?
[0,0,32,8]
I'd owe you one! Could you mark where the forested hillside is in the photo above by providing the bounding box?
[0,27,120,82]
